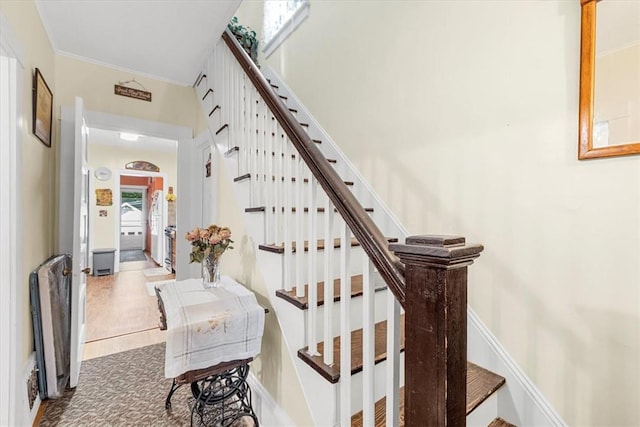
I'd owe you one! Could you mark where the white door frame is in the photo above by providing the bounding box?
[80,110,190,274]
[112,172,167,270]
[0,13,24,427]
[176,130,215,280]
[118,184,148,252]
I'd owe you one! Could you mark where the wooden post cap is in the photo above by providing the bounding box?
[390,235,484,268]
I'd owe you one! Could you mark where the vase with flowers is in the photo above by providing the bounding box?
[185,224,234,288]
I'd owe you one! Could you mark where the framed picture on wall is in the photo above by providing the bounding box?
[32,68,53,147]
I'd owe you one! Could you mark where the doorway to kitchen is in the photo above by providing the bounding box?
[119,185,147,260]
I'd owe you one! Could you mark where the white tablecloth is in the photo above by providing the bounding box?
[157,277,265,379]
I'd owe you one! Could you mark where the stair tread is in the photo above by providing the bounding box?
[488,417,517,427]
[298,315,406,384]
[225,145,337,164]
[224,146,239,156]
[276,275,366,309]
[244,206,373,213]
[350,362,506,426]
[259,237,398,254]
[467,362,507,413]
[233,173,353,186]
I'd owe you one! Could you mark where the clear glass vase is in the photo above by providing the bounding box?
[202,255,221,289]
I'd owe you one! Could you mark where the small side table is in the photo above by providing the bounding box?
[155,279,264,426]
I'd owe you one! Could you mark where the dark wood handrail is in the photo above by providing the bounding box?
[222,29,406,306]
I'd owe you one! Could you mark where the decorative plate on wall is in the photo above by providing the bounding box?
[94,167,112,181]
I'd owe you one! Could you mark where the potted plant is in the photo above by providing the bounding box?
[228,16,259,65]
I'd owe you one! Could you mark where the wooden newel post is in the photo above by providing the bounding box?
[390,235,483,427]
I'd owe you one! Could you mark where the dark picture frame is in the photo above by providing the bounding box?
[32,68,53,147]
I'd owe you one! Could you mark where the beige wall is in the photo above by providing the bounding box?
[55,55,198,129]
[1,0,57,362]
[88,144,177,250]
[236,1,640,426]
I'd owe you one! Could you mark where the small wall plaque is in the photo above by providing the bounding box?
[96,189,113,206]
[114,84,152,102]
[125,161,159,172]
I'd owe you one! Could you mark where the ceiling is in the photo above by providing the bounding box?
[88,127,177,153]
[35,0,241,86]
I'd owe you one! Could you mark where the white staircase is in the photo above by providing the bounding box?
[189,29,563,427]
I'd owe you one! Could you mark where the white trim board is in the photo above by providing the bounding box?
[467,309,567,426]
[0,15,24,427]
[83,110,192,140]
[247,372,295,426]
[176,130,213,281]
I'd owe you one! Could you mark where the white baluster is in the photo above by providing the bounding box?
[307,171,318,356]
[323,192,334,366]
[251,88,259,209]
[213,47,221,128]
[264,104,274,244]
[273,121,281,245]
[283,136,293,291]
[233,65,243,172]
[222,49,229,133]
[295,156,305,298]
[339,219,352,427]
[255,95,269,212]
[386,296,401,427]
[246,79,255,207]
[362,257,375,426]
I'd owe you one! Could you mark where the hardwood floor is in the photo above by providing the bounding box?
[84,251,174,356]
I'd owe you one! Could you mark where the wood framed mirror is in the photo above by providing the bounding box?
[578,0,640,159]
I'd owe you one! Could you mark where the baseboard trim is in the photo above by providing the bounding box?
[247,372,295,426]
[468,308,567,426]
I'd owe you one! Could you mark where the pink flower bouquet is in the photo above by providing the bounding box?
[185,224,234,263]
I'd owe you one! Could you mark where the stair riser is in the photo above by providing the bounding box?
[254,245,369,289]
[229,169,392,247]
[233,179,252,220]
[238,179,353,210]
[302,285,389,340]
[293,346,407,427]
[467,388,499,427]
[347,352,406,416]
[245,210,374,244]
[224,139,354,190]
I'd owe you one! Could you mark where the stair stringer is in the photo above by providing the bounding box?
[261,66,566,427]
[212,134,341,426]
